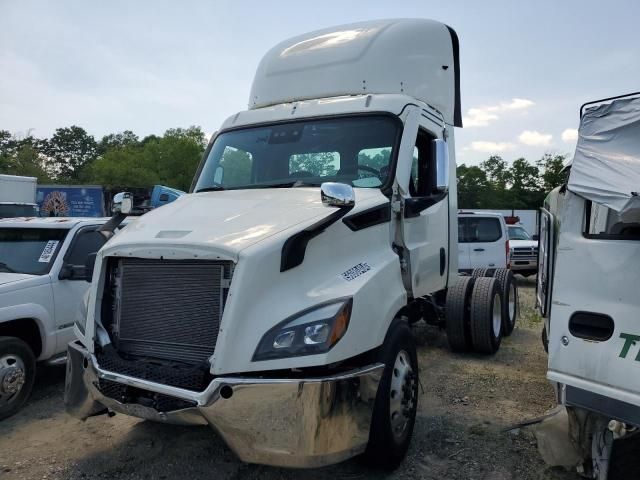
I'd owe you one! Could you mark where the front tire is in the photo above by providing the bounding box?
[0,337,36,420]
[363,320,418,469]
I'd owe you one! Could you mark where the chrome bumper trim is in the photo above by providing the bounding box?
[65,341,384,468]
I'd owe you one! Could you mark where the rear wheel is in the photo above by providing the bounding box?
[0,337,36,420]
[493,268,518,336]
[470,278,503,354]
[445,276,474,352]
[471,267,488,279]
[364,321,418,469]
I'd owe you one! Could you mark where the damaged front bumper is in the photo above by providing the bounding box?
[64,341,383,468]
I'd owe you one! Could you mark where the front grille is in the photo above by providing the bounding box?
[512,247,538,257]
[98,378,196,412]
[111,258,233,365]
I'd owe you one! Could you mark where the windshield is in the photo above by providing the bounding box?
[194,115,400,191]
[508,226,531,240]
[0,204,38,218]
[0,228,68,275]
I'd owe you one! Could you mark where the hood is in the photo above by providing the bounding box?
[105,188,385,255]
[0,272,38,287]
[509,239,537,248]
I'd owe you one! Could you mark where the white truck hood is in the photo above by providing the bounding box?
[0,272,38,286]
[104,188,384,256]
[509,239,537,249]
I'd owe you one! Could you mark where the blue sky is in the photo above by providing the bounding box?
[1,0,639,165]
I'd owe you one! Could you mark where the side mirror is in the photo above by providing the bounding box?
[320,182,355,208]
[112,192,133,215]
[532,234,539,241]
[58,264,74,280]
[85,253,97,283]
[433,139,449,192]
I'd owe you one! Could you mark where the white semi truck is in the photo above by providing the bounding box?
[539,92,640,479]
[65,19,518,468]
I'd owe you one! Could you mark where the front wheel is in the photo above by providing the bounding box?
[0,337,36,420]
[363,320,418,469]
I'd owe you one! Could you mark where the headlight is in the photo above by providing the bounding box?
[252,298,352,361]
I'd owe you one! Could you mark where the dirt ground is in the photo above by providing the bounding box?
[0,278,581,480]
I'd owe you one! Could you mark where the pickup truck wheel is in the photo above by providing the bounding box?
[445,276,474,352]
[493,268,518,336]
[470,277,503,354]
[0,337,36,420]
[363,321,418,469]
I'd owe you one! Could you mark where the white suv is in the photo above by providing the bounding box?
[458,212,509,272]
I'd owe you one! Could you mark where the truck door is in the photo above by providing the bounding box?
[51,226,107,351]
[457,217,471,270]
[396,118,450,298]
[466,216,506,269]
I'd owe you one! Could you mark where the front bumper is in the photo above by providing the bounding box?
[509,256,537,271]
[65,341,384,468]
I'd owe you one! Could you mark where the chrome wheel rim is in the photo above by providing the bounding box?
[389,350,416,442]
[0,354,26,406]
[508,282,516,322]
[492,293,502,338]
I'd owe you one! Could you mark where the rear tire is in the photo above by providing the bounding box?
[0,337,36,420]
[470,278,503,354]
[445,277,474,352]
[363,320,418,469]
[493,268,518,336]
[471,267,487,279]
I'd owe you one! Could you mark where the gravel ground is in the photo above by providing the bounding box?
[0,277,581,480]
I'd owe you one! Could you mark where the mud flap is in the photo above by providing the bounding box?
[64,341,107,420]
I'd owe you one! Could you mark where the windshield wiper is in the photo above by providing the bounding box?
[0,262,17,273]
[195,184,225,193]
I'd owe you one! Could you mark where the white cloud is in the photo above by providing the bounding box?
[518,130,553,146]
[463,98,535,127]
[561,128,579,142]
[469,141,516,153]
[464,108,499,127]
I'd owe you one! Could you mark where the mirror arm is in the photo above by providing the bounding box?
[98,212,127,239]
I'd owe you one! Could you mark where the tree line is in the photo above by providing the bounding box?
[0,126,207,192]
[0,125,567,209]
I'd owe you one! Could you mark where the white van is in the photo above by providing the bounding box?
[458,212,509,272]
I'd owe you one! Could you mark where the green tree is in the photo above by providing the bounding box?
[98,131,140,154]
[87,126,205,191]
[537,153,567,193]
[457,164,490,209]
[41,126,98,182]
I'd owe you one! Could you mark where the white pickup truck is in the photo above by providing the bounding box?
[65,18,517,469]
[0,217,115,419]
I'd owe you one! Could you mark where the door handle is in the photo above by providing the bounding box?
[473,248,485,252]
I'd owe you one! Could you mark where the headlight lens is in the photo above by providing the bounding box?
[253,298,352,361]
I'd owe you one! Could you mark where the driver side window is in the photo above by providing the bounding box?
[410,128,436,197]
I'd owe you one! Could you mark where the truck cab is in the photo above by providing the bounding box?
[65,18,467,468]
[538,93,640,479]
